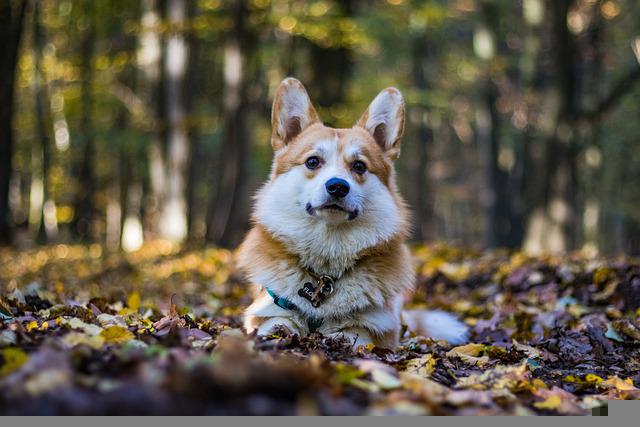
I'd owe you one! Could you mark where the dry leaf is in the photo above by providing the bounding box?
[404,354,436,377]
[0,347,28,377]
[100,326,135,344]
[127,291,141,311]
[446,343,489,366]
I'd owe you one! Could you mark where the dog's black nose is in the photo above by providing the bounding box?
[325,178,350,198]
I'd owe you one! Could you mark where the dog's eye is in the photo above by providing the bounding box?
[352,160,367,175]
[305,156,321,170]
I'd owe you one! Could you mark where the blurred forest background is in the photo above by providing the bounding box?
[1,0,639,255]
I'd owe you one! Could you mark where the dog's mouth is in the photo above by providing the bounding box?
[306,202,359,221]
[324,203,344,211]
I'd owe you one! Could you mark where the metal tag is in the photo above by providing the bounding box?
[298,275,334,307]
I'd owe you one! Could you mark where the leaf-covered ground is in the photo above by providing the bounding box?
[1,242,640,415]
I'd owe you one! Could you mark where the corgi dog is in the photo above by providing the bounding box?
[238,78,468,348]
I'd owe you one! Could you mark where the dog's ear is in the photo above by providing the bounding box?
[355,88,405,160]
[271,78,320,151]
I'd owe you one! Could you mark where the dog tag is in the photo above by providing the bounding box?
[298,282,321,307]
[298,275,335,308]
[319,275,334,295]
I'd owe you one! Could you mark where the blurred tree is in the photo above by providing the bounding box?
[139,0,167,241]
[474,0,512,248]
[2,0,639,254]
[306,0,353,124]
[0,0,28,245]
[158,0,192,242]
[206,0,255,246]
[32,0,57,244]
[71,0,97,240]
[409,27,436,241]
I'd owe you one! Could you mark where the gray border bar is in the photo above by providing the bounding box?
[0,401,637,427]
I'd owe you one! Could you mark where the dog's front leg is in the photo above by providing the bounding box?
[326,327,374,348]
[246,315,306,337]
[244,289,307,336]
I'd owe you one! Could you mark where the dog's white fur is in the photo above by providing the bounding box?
[238,77,468,348]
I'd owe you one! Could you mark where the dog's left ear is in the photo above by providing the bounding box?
[355,88,405,160]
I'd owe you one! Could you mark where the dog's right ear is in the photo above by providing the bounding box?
[271,77,320,151]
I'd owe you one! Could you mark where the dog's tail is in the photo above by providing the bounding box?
[401,309,469,345]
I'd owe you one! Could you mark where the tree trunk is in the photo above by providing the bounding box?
[509,0,546,250]
[478,76,511,248]
[158,0,190,242]
[0,0,28,245]
[409,32,436,242]
[475,0,512,248]
[524,0,579,254]
[139,0,165,239]
[72,0,97,240]
[112,22,141,252]
[33,0,57,244]
[185,0,201,244]
[206,0,254,247]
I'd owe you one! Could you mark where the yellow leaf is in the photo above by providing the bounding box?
[447,343,484,357]
[585,374,603,384]
[446,343,489,366]
[127,292,141,311]
[26,320,39,332]
[0,348,28,377]
[456,363,529,391]
[534,395,562,410]
[563,374,602,385]
[100,326,135,344]
[54,281,65,294]
[563,375,581,383]
[532,378,548,390]
[405,354,436,377]
[593,267,613,286]
[604,376,637,391]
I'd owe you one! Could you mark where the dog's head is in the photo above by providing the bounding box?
[255,78,408,252]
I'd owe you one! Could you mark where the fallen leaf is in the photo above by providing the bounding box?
[26,320,39,332]
[62,332,106,349]
[404,354,436,377]
[127,291,141,311]
[603,376,638,391]
[456,363,530,392]
[446,343,489,366]
[0,296,13,321]
[532,386,583,415]
[0,347,29,377]
[605,323,626,342]
[96,313,127,327]
[611,319,640,342]
[0,330,17,347]
[371,369,402,390]
[153,294,185,331]
[100,326,135,344]
[533,394,562,410]
[512,340,558,362]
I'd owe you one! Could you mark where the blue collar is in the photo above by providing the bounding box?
[265,288,323,332]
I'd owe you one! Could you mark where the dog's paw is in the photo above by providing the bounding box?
[256,317,302,337]
[327,327,374,348]
[403,309,469,345]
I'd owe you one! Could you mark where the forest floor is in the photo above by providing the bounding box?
[1,242,639,415]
